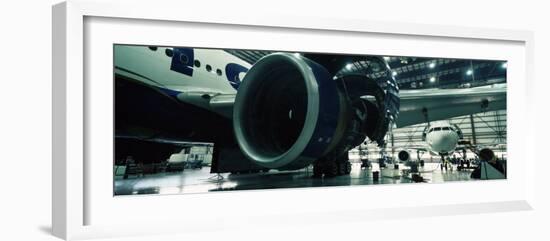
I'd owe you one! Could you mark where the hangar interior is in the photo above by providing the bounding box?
[357,110,507,162]
[114,48,507,195]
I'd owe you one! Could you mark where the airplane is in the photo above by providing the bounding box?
[114,45,506,178]
[397,120,464,163]
[396,120,507,174]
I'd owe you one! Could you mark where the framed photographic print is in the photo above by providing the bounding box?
[52,0,535,240]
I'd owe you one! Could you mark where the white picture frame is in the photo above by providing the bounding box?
[52,0,535,240]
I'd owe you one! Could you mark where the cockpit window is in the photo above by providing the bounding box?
[427,126,455,133]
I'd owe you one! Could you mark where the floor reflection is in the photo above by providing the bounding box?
[114,163,476,195]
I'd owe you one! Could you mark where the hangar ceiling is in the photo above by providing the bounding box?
[225,50,507,90]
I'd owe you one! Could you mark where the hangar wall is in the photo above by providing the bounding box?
[356,110,507,161]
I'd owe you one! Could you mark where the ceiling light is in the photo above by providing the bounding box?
[501,62,507,69]
[383,56,390,61]
[429,62,436,68]
[466,69,473,75]
[346,64,353,71]
[293,53,301,58]
[430,76,436,82]
[392,71,397,76]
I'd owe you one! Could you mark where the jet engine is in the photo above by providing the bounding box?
[398,150,411,162]
[232,53,398,171]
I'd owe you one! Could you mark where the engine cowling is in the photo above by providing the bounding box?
[232,53,397,171]
[398,150,411,162]
[232,53,343,170]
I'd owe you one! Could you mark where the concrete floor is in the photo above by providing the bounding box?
[114,162,476,195]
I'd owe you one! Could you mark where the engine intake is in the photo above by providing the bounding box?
[232,53,341,170]
[398,150,410,162]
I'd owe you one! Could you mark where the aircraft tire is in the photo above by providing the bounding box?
[344,161,352,174]
[324,162,338,177]
[313,163,323,178]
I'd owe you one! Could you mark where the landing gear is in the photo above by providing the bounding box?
[338,161,352,175]
[313,161,333,178]
[440,154,451,172]
[324,161,338,177]
[313,157,352,178]
[313,163,324,178]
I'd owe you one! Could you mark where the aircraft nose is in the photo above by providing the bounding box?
[429,131,457,153]
[440,133,457,149]
[441,133,453,142]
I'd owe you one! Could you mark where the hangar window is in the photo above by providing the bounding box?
[165,48,174,57]
[194,60,201,68]
[206,64,212,72]
[179,54,189,64]
[148,46,158,51]
[216,69,223,76]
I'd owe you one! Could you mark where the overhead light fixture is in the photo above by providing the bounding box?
[501,62,507,69]
[429,62,436,69]
[293,53,301,58]
[466,69,473,75]
[346,63,353,71]
[430,76,436,82]
[383,56,390,61]
[392,71,397,76]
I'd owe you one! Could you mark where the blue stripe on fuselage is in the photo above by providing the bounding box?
[158,87,182,98]
[225,63,249,90]
[170,48,194,76]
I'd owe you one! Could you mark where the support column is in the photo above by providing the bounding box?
[469,114,477,145]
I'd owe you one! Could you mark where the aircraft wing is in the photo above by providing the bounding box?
[115,65,237,119]
[403,146,429,152]
[456,141,506,155]
[395,84,506,128]
[179,84,507,127]
[176,92,236,119]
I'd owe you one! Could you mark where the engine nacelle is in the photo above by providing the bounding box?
[232,53,397,171]
[233,53,343,170]
[398,150,411,162]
